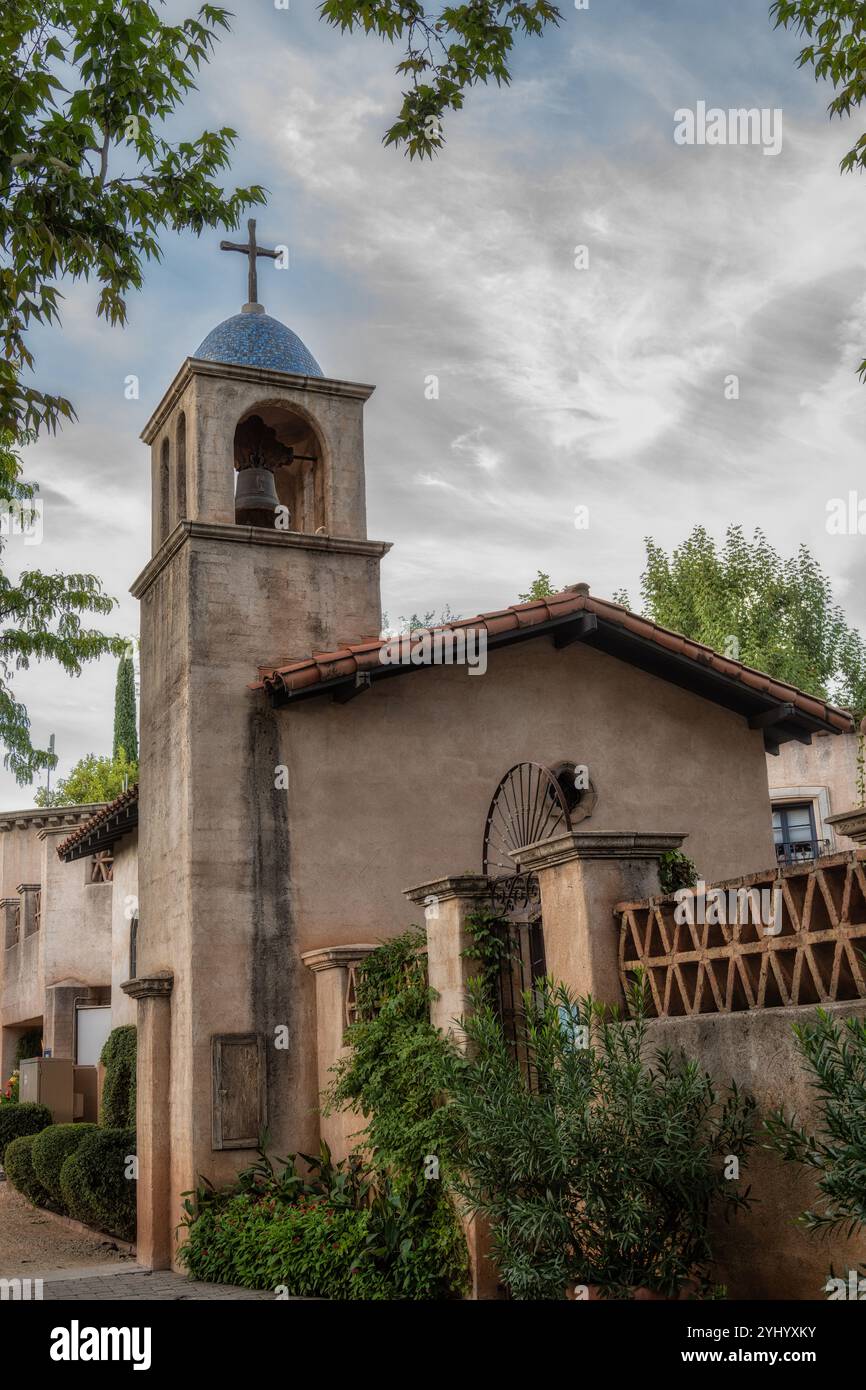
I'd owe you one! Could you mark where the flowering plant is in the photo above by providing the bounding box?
[1,1070,20,1105]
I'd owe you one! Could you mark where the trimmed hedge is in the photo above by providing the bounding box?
[100,1026,136,1128]
[0,1102,52,1163]
[32,1123,98,1203]
[4,1134,50,1206]
[60,1127,136,1241]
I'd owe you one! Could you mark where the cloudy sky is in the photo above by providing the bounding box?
[4,0,866,807]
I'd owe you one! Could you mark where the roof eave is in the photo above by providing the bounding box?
[58,803,139,862]
[263,610,852,749]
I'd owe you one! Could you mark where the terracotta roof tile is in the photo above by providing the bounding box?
[252,586,856,735]
[56,784,139,859]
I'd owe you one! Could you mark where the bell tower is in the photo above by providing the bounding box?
[129,229,391,1268]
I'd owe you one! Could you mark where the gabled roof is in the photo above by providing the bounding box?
[56,784,139,861]
[253,585,856,754]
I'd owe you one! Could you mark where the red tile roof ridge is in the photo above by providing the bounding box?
[55,783,139,859]
[251,586,855,732]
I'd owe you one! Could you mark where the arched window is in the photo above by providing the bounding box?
[233,406,325,534]
[175,412,187,524]
[159,438,171,542]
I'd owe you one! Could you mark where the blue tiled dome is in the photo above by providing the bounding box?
[194,310,323,377]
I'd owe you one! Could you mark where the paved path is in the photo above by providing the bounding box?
[37,1265,276,1300]
[1,1184,278,1300]
[0,1182,131,1277]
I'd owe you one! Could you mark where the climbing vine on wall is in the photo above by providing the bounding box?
[325,927,468,1296]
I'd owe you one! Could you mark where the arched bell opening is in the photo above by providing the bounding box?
[232,403,325,533]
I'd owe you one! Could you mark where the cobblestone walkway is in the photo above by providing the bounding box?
[37,1264,276,1300]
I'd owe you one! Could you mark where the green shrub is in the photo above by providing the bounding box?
[0,1102,52,1163]
[4,1134,51,1206]
[180,1193,392,1298]
[324,928,469,1297]
[32,1123,98,1204]
[764,1009,866,1240]
[60,1127,136,1240]
[100,1026,136,1128]
[452,975,756,1299]
[659,849,699,895]
[14,1029,42,1065]
[180,1140,468,1299]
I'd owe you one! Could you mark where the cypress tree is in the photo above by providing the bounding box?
[113,653,138,763]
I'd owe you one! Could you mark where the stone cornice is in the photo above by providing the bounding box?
[404,874,492,905]
[0,806,103,833]
[515,831,688,872]
[122,972,174,1000]
[130,520,391,599]
[825,808,866,845]
[301,944,379,973]
[140,357,376,444]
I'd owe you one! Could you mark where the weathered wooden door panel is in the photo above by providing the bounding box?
[212,1033,267,1149]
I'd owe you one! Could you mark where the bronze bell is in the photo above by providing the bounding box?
[235,465,281,529]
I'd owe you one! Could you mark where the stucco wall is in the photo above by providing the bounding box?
[135,521,389,1254]
[39,830,112,987]
[648,1002,866,1299]
[281,637,778,953]
[111,834,138,1029]
[767,731,863,851]
[0,819,43,901]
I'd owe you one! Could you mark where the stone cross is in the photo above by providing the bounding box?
[219,218,279,307]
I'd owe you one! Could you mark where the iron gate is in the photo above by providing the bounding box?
[488,872,547,1082]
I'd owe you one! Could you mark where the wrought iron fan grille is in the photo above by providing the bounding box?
[482,761,573,879]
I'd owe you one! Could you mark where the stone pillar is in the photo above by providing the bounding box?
[404,876,492,1044]
[515,831,688,1008]
[1,897,20,949]
[301,945,378,1162]
[17,883,40,937]
[122,972,173,1270]
[405,875,499,1300]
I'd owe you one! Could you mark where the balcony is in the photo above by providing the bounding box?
[774,838,829,865]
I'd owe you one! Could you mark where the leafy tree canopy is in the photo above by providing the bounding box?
[34,746,137,807]
[617,524,866,721]
[113,649,138,762]
[771,1,866,378]
[517,571,558,602]
[0,1,262,782]
[319,0,562,158]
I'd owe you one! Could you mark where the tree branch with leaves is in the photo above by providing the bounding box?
[0,1,264,782]
[318,0,562,158]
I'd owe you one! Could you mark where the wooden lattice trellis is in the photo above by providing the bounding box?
[618,851,866,1017]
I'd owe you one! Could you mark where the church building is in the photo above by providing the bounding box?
[118,224,855,1277]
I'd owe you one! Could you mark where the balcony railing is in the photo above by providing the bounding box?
[775,838,829,865]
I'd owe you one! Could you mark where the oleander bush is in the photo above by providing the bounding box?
[451,974,757,1299]
[31,1122,98,1204]
[60,1126,136,1240]
[3,1133,51,1206]
[100,1026,136,1128]
[764,1009,866,1241]
[0,1101,52,1163]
